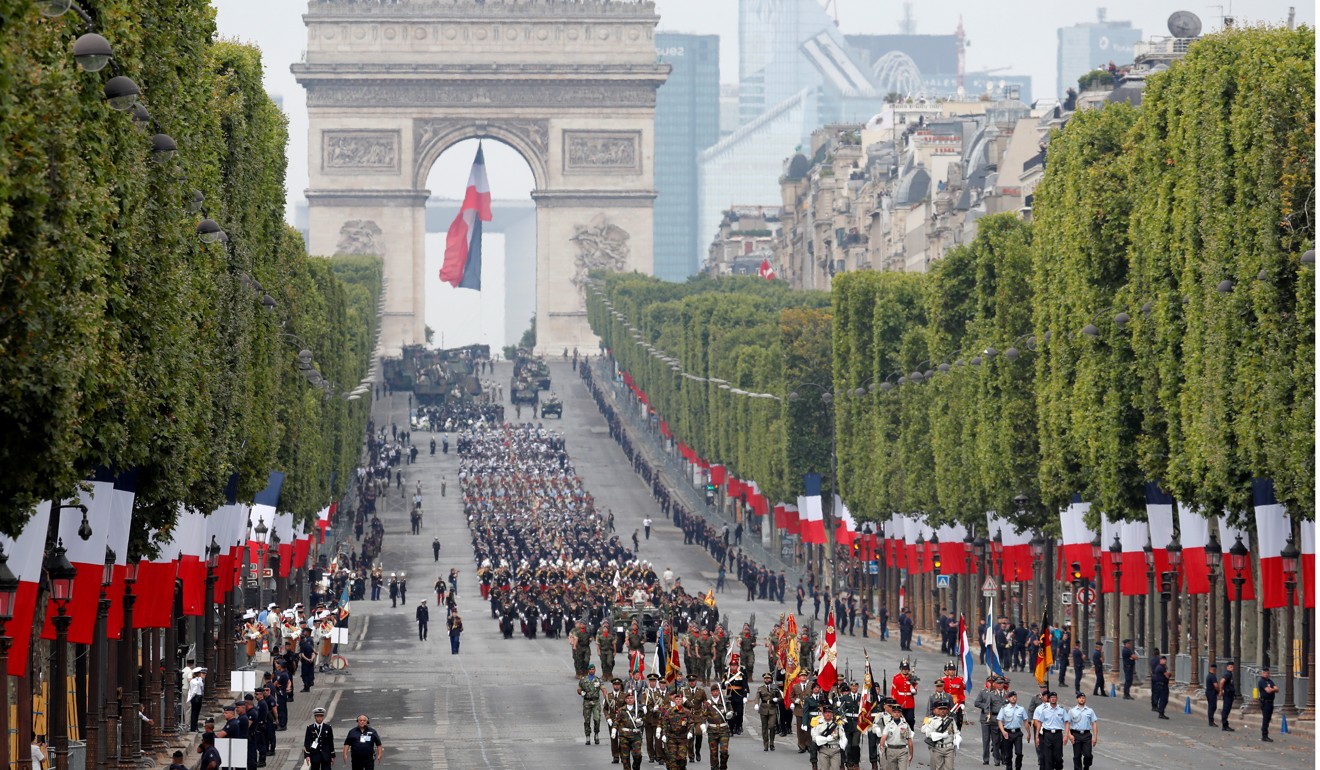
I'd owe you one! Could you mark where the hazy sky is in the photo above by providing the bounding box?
[214,0,1310,214]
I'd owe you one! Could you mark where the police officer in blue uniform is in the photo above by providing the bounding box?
[995,691,1028,770]
[1067,694,1098,770]
[1031,692,1068,770]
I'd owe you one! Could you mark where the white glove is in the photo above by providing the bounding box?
[607,719,614,727]
[701,724,707,735]
[661,735,667,744]
[840,735,849,751]
[754,705,760,712]
[611,729,617,739]
[953,734,962,749]
[929,732,947,742]
[687,732,693,739]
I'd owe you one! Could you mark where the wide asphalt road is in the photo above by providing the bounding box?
[291,360,1310,770]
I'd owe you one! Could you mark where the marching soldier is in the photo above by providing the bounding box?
[921,695,960,770]
[869,698,913,770]
[578,663,604,745]
[1067,693,1098,770]
[682,676,706,762]
[755,672,781,751]
[724,654,747,735]
[702,684,733,770]
[628,620,646,658]
[738,625,757,681]
[605,678,626,763]
[697,629,715,683]
[571,621,593,677]
[713,628,730,681]
[942,662,967,728]
[644,673,666,764]
[792,674,814,754]
[840,680,863,770]
[613,689,645,770]
[599,624,618,680]
[892,661,917,729]
[661,691,693,770]
[810,703,848,770]
[803,680,827,770]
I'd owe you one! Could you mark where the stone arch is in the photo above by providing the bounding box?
[412,119,550,192]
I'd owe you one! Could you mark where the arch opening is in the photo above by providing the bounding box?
[424,137,537,353]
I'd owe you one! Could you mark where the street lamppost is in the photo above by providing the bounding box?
[1166,534,1183,661]
[1091,534,1103,650]
[120,555,141,766]
[47,541,78,770]
[0,546,19,770]
[915,532,926,629]
[964,530,976,625]
[1205,530,1222,672]
[1109,535,1122,644]
[1229,535,1248,672]
[973,535,987,625]
[87,547,113,770]
[990,532,1004,621]
[1142,544,1154,651]
[269,527,283,608]
[204,537,220,702]
[252,516,269,610]
[1029,533,1045,624]
[1281,534,1300,717]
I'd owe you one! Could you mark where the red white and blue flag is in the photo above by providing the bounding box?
[439,144,492,290]
[959,614,974,685]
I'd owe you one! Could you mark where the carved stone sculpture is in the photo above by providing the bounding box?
[570,214,630,303]
[335,220,385,256]
[323,131,399,172]
[564,131,639,172]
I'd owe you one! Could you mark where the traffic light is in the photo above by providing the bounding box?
[1071,561,1082,582]
[704,483,716,504]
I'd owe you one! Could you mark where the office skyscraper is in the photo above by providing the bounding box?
[654,32,721,282]
[1057,9,1142,97]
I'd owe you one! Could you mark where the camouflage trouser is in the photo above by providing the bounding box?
[583,700,601,737]
[706,725,730,770]
[601,654,615,680]
[618,730,643,770]
[699,657,712,681]
[574,652,590,677]
[663,732,688,770]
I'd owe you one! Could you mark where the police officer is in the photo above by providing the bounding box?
[1151,655,1170,719]
[1089,644,1107,696]
[1031,692,1068,770]
[579,663,604,745]
[1218,661,1237,731]
[870,699,913,770]
[1257,666,1279,742]
[1119,640,1136,700]
[342,714,383,770]
[304,707,335,770]
[996,691,1028,770]
[756,672,780,751]
[1204,663,1220,727]
[198,732,222,770]
[1067,693,1098,770]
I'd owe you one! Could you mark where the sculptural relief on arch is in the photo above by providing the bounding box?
[293,0,668,355]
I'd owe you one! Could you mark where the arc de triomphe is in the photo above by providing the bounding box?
[293,0,669,355]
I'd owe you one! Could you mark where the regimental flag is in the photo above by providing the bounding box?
[439,144,492,290]
[704,588,717,608]
[666,630,682,685]
[1033,613,1054,686]
[857,651,877,733]
[983,599,1003,677]
[758,258,777,280]
[783,634,801,703]
[817,609,838,693]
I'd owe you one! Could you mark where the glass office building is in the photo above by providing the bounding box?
[1056,12,1142,98]
[654,32,721,282]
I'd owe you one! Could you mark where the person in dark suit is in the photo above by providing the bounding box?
[1071,643,1085,695]
[1219,662,1237,731]
[304,708,335,770]
[1151,655,1170,719]
[416,600,430,641]
[1090,643,1107,696]
[1256,666,1278,741]
[1120,640,1136,699]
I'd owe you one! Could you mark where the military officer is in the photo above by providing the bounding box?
[696,630,715,683]
[792,675,815,754]
[578,663,604,745]
[628,620,646,657]
[605,678,627,763]
[803,680,827,769]
[891,661,917,729]
[1031,692,1068,770]
[973,676,998,766]
[869,698,913,770]
[921,695,960,770]
[810,703,849,770]
[683,676,706,762]
[702,683,733,770]
[840,680,863,770]
[942,661,967,728]
[723,654,747,735]
[643,673,666,764]
[713,628,730,681]
[661,691,693,770]
[303,707,335,770]
[756,672,781,751]
[613,689,645,770]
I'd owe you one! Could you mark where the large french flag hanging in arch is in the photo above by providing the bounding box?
[439,144,492,290]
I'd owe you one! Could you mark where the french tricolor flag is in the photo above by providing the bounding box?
[800,474,826,545]
[439,144,492,290]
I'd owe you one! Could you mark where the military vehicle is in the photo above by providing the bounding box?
[607,605,661,652]
[380,344,486,406]
[540,393,562,418]
[512,349,552,390]
[510,379,539,406]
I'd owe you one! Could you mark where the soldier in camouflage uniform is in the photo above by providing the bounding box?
[696,630,715,684]
[571,621,593,677]
[702,683,733,770]
[599,624,618,680]
[627,620,646,658]
[604,678,625,762]
[713,628,730,681]
[662,691,693,770]
[578,663,604,745]
[738,625,757,681]
[612,689,645,770]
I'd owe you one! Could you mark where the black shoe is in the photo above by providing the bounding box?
[770,745,776,751]
[983,762,989,766]
[1262,736,1273,742]
[1158,714,1170,720]
[1209,721,1216,726]
[586,740,592,746]
[1223,726,1234,732]
[595,737,601,745]
[1123,695,1134,700]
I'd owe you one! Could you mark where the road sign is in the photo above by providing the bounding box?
[936,574,951,589]
[1076,587,1096,606]
[981,576,998,594]
[1061,591,1073,605]
[868,561,879,575]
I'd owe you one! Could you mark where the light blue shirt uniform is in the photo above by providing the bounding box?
[997,703,1028,731]
[1068,705,1097,731]
[1033,704,1069,731]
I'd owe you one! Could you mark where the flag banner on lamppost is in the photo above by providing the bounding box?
[1145,484,1176,577]
[1216,517,1256,601]
[1177,505,1211,595]
[178,510,212,616]
[1254,479,1293,609]
[0,504,50,676]
[1119,520,1149,596]
[801,475,824,545]
[1060,497,1095,580]
[935,524,968,575]
[104,469,139,639]
[1301,522,1315,610]
[39,471,113,645]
